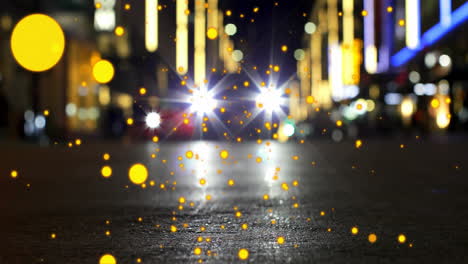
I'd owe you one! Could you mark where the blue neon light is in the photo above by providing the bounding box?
[440,0,452,26]
[391,1,468,68]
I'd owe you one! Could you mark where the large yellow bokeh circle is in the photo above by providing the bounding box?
[129,163,148,184]
[99,254,116,264]
[11,14,65,72]
[93,60,115,84]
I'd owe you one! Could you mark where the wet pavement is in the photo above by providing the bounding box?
[1,139,468,263]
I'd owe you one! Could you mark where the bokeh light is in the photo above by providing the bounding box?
[101,166,112,178]
[225,23,237,36]
[129,164,148,184]
[99,254,117,264]
[93,60,115,84]
[11,14,65,72]
[207,27,218,39]
[238,248,249,260]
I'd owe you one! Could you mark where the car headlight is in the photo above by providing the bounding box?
[190,89,217,114]
[256,88,282,112]
[145,112,161,128]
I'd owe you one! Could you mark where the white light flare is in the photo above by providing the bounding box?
[190,88,217,114]
[256,88,283,113]
[145,112,161,128]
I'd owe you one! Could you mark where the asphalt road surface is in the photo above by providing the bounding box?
[1,138,467,263]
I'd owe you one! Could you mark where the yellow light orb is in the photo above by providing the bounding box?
[220,150,229,159]
[101,166,112,178]
[430,98,440,108]
[93,60,115,84]
[193,247,202,255]
[306,96,315,104]
[11,14,65,72]
[99,254,117,264]
[355,139,362,149]
[186,150,193,159]
[228,179,235,186]
[128,163,148,184]
[114,26,125,36]
[207,27,218,40]
[277,236,285,244]
[238,248,249,260]
[179,196,186,204]
[398,234,406,243]
[351,226,358,235]
[10,170,18,178]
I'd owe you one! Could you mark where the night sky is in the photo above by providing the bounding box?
[219,0,314,79]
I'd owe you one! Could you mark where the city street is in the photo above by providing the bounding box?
[1,138,467,263]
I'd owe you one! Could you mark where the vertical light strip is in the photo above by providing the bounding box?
[207,0,218,29]
[405,0,420,49]
[440,0,452,26]
[329,44,343,101]
[364,0,377,73]
[176,0,188,75]
[343,0,354,43]
[218,10,224,60]
[327,0,338,45]
[311,24,321,101]
[327,0,342,101]
[342,0,355,84]
[194,0,206,86]
[145,0,158,52]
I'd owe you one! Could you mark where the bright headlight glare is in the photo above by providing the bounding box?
[256,88,282,111]
[145,112,161,128]
[190,89,217,114]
